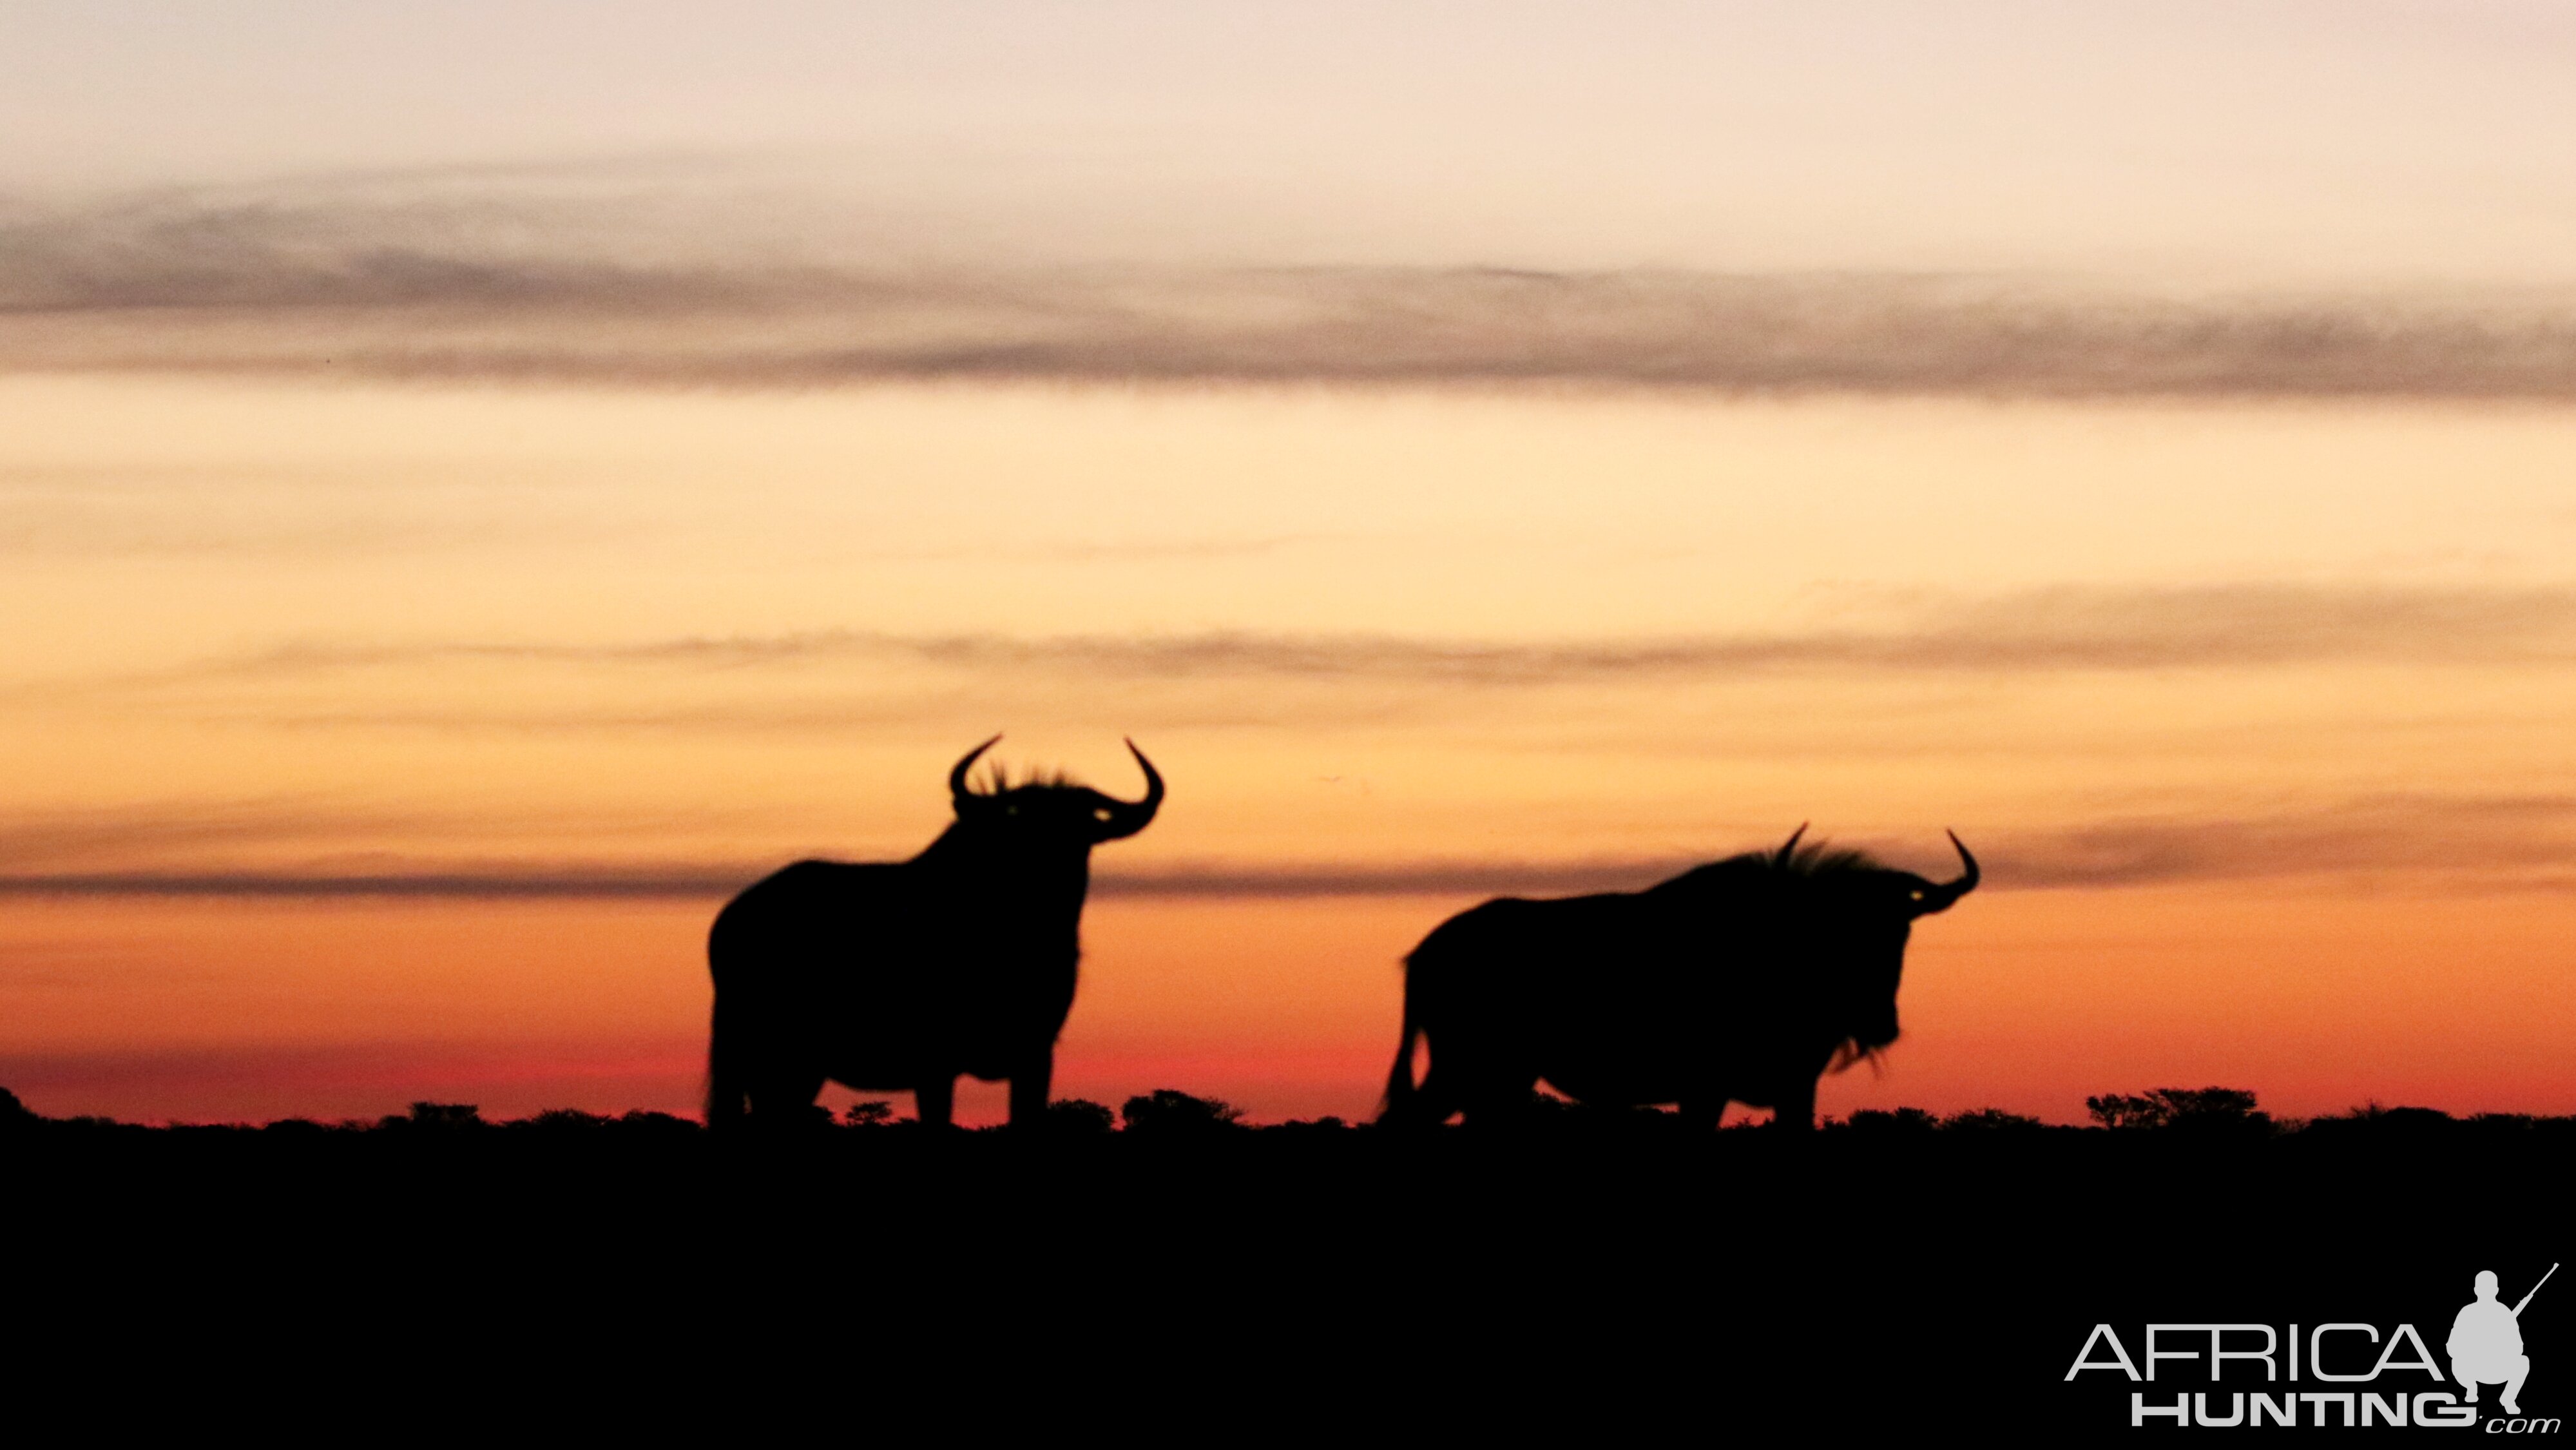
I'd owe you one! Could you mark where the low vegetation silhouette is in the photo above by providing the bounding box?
[1381,826,1979,1130]
[11,1079,2561,1429]
[12,1084,2574,1146]
[704,737,1162,1131]
[2085,1085,2271,1133]
[1119,1088,1246,1136]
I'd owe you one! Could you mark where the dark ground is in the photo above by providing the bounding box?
[5,1101,2568,1435]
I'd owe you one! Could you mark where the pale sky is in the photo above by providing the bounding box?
[6,1,2576,280]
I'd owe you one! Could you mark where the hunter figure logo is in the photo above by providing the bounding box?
[2454,1265,2555,1417]
[2066,1262,2558,1429]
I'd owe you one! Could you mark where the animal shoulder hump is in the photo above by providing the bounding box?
[745,858,907,900]
[1414,896,1534,947]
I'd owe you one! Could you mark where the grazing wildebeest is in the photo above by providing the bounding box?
[1380,827,1977,1131]
[706,736,1162,1130]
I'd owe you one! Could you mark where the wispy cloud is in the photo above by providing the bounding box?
[0,798,424,870]
[1997,795,2576,889]
[0,866,755,900]
[5,795,2573,900]
[12,184,2576,398]
[104,583,2576,699]
[0,798,780,871]
[0,858,1695,902]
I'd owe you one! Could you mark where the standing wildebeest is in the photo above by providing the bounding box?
[1381,827,1977,1131]
[706,737,1162,1130]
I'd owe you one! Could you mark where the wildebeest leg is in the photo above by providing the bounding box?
[915,1075,956,1128]
[746,1067,827,1127]
[1458,1067,1541,1130]
[1391,1059,1456,1128]
[1771,1079,1818,1131]
[1007,1050,1053,1129]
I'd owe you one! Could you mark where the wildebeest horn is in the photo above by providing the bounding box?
[1092,739,1165,840]
[1773,823,1808,869]
[1913,831,1980,914]
[950,735,1003,805]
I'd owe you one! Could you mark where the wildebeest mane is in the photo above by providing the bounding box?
[1744,840,1883,875]
[1784,840,1896,1072]
[1655,837,1897,1074]
[1652,838,1883,895]
[970,762,1076,793]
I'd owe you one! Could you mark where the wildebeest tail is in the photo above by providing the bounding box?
[704,995,747,1129]
[1379,976,1423,1123]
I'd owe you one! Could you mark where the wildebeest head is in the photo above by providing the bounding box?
[946,735,1166,847]
[1768,826,1979,1060]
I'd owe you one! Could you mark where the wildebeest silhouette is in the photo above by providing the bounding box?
[1380,827,1977,1130]
[706,736,1162,1130]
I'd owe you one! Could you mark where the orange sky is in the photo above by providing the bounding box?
[4,376,2575,1124]
[6,4,2576,1126]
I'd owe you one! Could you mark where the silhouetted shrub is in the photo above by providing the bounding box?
[1045,1099,1116,1136]
[1943,1107,2045,1132]
[1120,1089,1245,1135]
[2085,1092,2160,1130]
[0,1087,35,1132]
[2086,1087,2269,1134]
[524,1108,611,1132]
[843,1101,897,1128]
[615,1110,699,1135]
[261,1117,328,1136]
[2301,1103,2452,1140]
[1845,1107,1939,1135]
[391,1102,485,1130]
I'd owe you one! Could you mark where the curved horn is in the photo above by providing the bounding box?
[1092,739,1166,840]
[1773,823,1809,869]
[950,735,1003,806]
[1914,831,1981,914]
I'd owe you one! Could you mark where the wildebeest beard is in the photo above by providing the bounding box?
[1831,1039,1890,1076]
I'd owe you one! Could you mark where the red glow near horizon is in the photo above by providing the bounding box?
[6,883,2573,1128]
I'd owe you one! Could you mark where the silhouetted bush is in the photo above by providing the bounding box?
[1844,1107,1939,1135]
[1045,1099,1116,1136]
[1943,1107,2046,1132]
[390,1102,485,1130]
[0,1087,35,1132]
[1120,1089,1244,1135]
[2086,1087,2269,1134]
[524,1108,611,1132]
[843,1101,896,1128]
[2300,1103,2452,1140]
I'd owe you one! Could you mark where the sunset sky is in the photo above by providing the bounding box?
[6,1,2576,1125]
